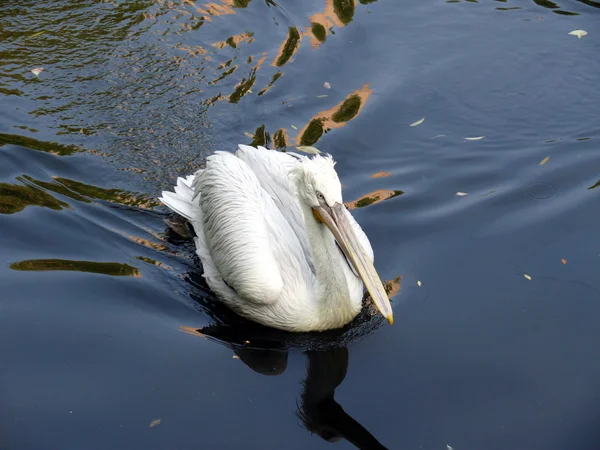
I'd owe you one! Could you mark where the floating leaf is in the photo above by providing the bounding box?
[456,192,468,196]
[561,258,567,265]
[540,156,550,165]
[410,117,425,127]
[316,94,328,98]
[568,29,587,39]
[31,67,44,76]
[417,280,422,287]
[296,145,322,154]
[464,136,485,141]
[149,419,161,428]
[524,274,532,280]
[324,81,331,89]
[290,124,297,130]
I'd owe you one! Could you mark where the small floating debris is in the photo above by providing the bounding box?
[524,274,532,281]
[31,67,44,76]
[456,192,468,196]
[243,340,251,344]
[316,94,328,98]
[290,124,297,130]
[561,258,567,265]
[540,156,550,165]
[431,134,445,139]
[417,280,422,287]
[568,29,587,39]
[447,445,454,450]
[243,132,254,138]
[28,31,46,39]
[149,419,161,428]
[232,355,240,359]
[464,136,485,141]
[324,81,331,89]
[410,117,425,127]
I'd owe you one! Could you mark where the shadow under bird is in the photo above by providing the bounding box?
[159,145,393,332]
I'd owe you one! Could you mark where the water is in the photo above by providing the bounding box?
[1,0,599,448]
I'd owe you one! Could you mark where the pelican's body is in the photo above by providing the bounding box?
[159,145,392,332]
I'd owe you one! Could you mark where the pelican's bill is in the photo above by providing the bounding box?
[314,203,394,325]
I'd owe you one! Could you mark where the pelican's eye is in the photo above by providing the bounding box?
[316,191,325,201]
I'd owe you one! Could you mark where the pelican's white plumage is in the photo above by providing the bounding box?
[159,145,392,332]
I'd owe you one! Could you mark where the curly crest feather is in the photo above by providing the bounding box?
[290,154,341,206]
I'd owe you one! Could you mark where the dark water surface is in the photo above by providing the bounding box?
[1,1,600,449]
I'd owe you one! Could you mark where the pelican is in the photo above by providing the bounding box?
[159,145,393,332]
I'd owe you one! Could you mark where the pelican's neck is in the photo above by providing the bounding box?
[300,203,360,327]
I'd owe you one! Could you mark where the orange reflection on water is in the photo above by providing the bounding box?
[371,171,391,179]
[197,1,237,19]
[212,32,254,50]
[366,276,401,317]
[129,236,169,252]
[385,276,402,299]
[136,256,172,269]
[179,325,207,337]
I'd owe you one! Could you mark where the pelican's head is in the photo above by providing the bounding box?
[293,154,343,207]
[292,154,394,325]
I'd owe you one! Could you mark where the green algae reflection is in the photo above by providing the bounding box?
[331,95,361,123]
[0,133,80,156]
[52,177,160,208]
[300,118,326,146]
[10,259,140,277]
[0,175,160,215]
[333,0,355,25]
[0,181,69,214]
[275,27,301,67]
[311,22,327,43]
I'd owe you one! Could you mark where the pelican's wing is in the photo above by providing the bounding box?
[235,145,315,273]
[193,150,312,305]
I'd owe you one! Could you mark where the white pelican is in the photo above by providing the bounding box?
[159,145,393,332]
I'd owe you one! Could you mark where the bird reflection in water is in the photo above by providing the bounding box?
[295,348,389,449]
[191,324,389,449]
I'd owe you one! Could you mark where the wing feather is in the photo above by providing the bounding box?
[195,151,309,305]
[235,145,316,273]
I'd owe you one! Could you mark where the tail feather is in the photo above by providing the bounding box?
[174,177,193,200]
[159,173,220,287]
[159,176,198,221]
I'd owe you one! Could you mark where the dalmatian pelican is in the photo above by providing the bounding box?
[159,145,393,332]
